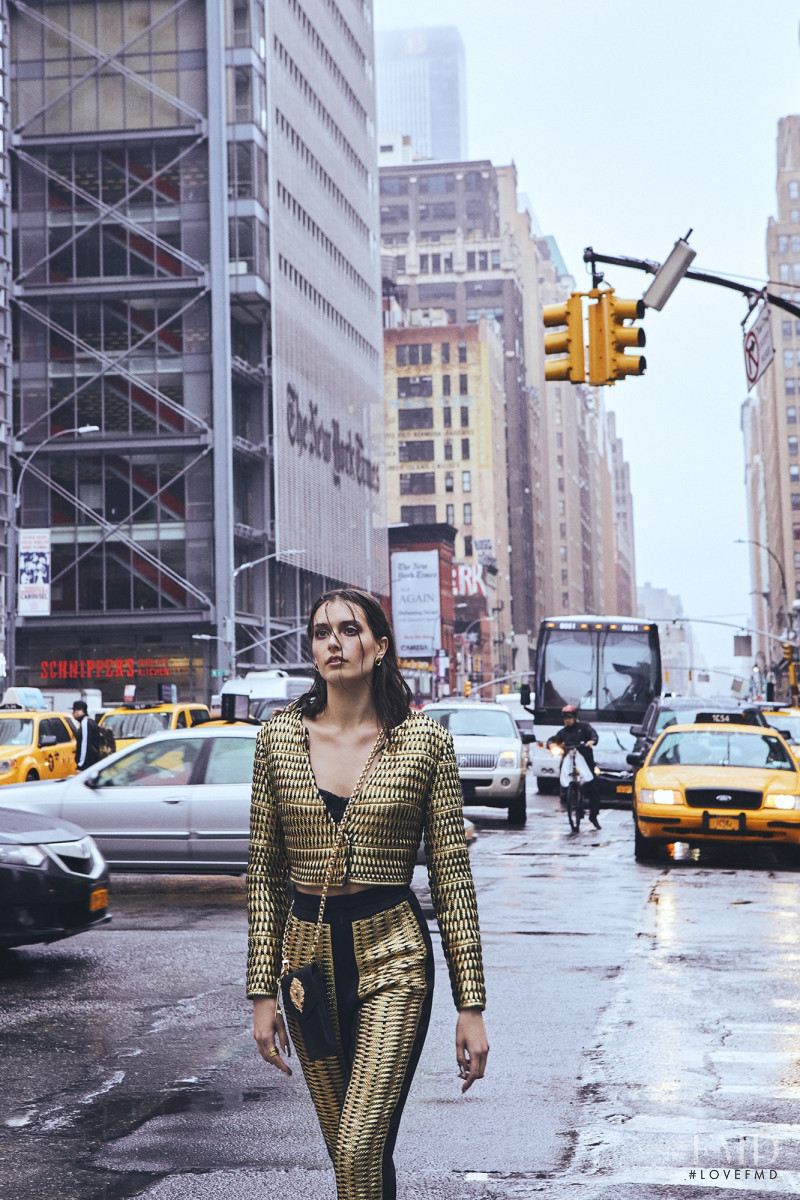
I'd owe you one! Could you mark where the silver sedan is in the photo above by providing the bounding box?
[4,726,261,874]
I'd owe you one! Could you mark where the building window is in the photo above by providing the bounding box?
[790,436,798,455]
[463,502,472,525]
[396,255,406,273]
[556,432,563,448]
[459,374,469,395]
[441,342,450,364]
[791,181,800,199]
[462,470,471,493]
[400,505,436,525]
[789,406,798,423]
[780,264,790,282]
[396,343,431,366]
[478,250,488,270]
[561,569,568,584]
[443,403,452,425]
[491,249,501,268]
[794,525,800,540]
[780,235,789,253]
[419,201,456,220]
[461,438,470,459]
[562,592,569,607]
[380,176,409,196]
[460,405,469,427]
[785,350,794,369]
[787,380,797,398]
[381,204,410,222]
[558,500,565,515]
[444,439,453,460]
[419,254,429,272]
[446,503,455,525]
[400,472,436,495]
[795,551,800,570]
[558,478,565,493]
[791,465,799,484]
[397,376,433,398]
[784,321,793,340]
[458,342,467,363]
[442,375,451,396]
[792,494,800,511]
[431,254,441,273]
[465,199,483,219]
[794,264,800,283]
[464,171,482,191]
[464,535,473,556]
[559,523,567,538]
[398,407,434,430]
[466,251,476,270]
[443,252,453,271]
[559,546,567,561]
[445,471,454,492]
[418,172,456,194]
[399,440,435,462]
[793,210,800,223]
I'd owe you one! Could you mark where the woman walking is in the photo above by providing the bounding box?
[247,587,488,1200]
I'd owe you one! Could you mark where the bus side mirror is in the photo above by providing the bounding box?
[629,725,645,738]
[519,684,532,708]
[627,753,644,768]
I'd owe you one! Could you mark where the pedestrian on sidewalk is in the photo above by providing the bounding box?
[72,700,101,771]
[247,587,488,1200]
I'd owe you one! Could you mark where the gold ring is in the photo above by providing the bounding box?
[268,1046,279,1056]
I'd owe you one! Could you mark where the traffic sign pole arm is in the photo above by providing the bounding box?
[583,247,800,320]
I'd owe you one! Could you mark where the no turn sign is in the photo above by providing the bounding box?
[743,305,775,388]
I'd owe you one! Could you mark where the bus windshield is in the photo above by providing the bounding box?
[535,618,660,726]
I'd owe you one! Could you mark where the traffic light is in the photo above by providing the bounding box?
[463,679,472,697]
[588,289,646,385]
[543,294,585,383]
[783,643,794,664]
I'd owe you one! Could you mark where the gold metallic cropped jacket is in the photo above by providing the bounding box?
[247,708,486,1010]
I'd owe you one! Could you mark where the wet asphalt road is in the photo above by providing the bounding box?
[3,784,800,1199]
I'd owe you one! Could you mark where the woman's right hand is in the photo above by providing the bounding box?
[253,996,292,1075]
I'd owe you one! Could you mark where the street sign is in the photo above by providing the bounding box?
[743,305,774,389]
[210,668,226,677]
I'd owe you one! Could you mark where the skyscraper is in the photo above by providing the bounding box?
[376,27,467,162]
[8,0,385,698]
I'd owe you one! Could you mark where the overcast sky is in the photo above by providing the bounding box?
[373,0,800,671]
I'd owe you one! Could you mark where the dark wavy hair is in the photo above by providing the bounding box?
[295,588,412,732]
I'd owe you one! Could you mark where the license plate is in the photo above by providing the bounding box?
[616,784,632,794]
[89,888,108,912]
[709,817,738,831]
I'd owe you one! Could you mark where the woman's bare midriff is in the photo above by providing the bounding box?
[294,882,387,896]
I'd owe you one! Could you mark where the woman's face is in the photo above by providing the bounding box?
[310,598,389,686]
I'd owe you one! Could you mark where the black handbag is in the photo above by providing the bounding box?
[278,730,385,1061]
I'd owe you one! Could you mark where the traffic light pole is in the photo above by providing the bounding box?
[583,247,800,322]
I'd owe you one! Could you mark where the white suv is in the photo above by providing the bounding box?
[423,702,530,824]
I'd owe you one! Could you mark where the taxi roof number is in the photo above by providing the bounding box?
[695,712,748,724]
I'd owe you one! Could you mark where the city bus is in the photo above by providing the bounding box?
[531,615,662,790]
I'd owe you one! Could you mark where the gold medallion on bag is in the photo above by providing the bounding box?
[289,976,305,1012]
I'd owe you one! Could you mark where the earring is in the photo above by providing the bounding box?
[375,656,383,666]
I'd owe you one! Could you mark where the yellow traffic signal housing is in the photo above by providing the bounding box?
[588,289,646,385]
[783,642,794,664]
[463,679,472,697]
[543,294,585,383]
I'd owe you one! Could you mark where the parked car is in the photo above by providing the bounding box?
[8,726,476,873]
[0,709,77,785]
[0,805,110,948]
[98,702,210,751]
[423,701,530,824]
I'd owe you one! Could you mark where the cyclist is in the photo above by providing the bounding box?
[547,705,601,829]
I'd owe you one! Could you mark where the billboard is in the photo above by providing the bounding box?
[391,551,441,656]
[18,529,51,616]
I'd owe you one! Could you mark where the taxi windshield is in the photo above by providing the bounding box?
[0,718,34,746]
[103,712,172,739]
[763,714,800,744]
[652,730,794,771]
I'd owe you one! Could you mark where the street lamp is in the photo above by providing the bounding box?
[6,424,100,683]
[232,547,305,580]
[734,538,790,634]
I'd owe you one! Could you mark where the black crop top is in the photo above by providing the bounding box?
[318,788,348,824]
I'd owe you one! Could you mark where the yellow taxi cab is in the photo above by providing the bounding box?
[632,714,800,862]
[0,709,77,784]
[760,707,800,761]
[98,702,210,751]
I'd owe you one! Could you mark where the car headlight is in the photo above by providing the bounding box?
[549,744,563,757]
[764,794,800,810]
[639,788,680,805]
[0,842,47,867]
[0,758,18,773]
[498,750,519,768]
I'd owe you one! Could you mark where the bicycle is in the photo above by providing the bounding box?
[550,742,592,832]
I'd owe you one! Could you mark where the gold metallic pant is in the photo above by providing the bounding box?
[284,885,434,1200]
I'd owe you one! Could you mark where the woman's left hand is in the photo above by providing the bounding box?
[455,1008,489,1093]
